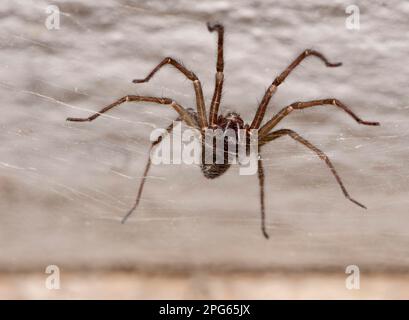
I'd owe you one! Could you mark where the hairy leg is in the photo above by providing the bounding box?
[257,157,270,239]
[122,119,181,223]
[207,23,225,126]
[251,49,342,129]
[258,99,380,138]
[259,128,367,209]
[132,57,208,128]
[66,95,198,129]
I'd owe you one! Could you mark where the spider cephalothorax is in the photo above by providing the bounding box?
[216,112,245,131]
[67,23,379,239]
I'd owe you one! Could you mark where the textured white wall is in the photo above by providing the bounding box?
[0,0,408,272]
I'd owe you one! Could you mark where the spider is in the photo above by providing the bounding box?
[67,23,379,239]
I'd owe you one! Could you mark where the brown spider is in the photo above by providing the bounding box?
[67,23,379,239]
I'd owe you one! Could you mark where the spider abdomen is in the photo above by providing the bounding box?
[200,112,245,179]
[201,163,231,179]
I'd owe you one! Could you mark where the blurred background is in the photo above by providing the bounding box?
[0,0,408,299]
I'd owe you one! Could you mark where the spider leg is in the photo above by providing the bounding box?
[259,129,367,209]
[122,118,181,223]
[258,99,380,138]
[250,49,342,129]
[257,156,270,239]
[207,22,225,127]
[132,57,208,129]
[66,95,198,129]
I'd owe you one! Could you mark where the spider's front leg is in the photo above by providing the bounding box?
[207,22,225,126]
[259,128,367,209]
[132,57,208,129]
[251,49,342,129]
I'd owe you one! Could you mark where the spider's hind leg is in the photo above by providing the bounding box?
[260,128,367,209]
[257,156,270,239]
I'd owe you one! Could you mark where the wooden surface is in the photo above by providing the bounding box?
[1,271,409,299]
